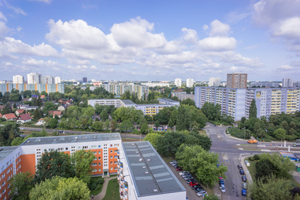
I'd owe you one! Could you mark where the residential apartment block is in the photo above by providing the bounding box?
[88,99,177,116]
[118,141,186,200]
[27,73,41,84]
[0,133,122,200]
[12,75,24,84]
[194,86,300,120]
[171,92,195,101]
[227,73,247,89]
[175,78,182,87]
[0,83,65,94]
[157,98,180,106]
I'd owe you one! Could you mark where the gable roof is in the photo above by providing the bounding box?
[49,110,62,116]
[18,113,32,121]
[0,113,2,118]
[3,113,16,119]
[16,109,25,114]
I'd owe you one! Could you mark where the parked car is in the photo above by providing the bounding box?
[170,160,176,164]
[195,187,205,193]
[242,176,247,182]
[242,182,247,189]
[242,189,247,196]
[189,182,198,187]
[176,167,183,171]
[191,184,202,190]
[182,173,192,178]
[184,176,193,181]
[237,164,243,170]
[219,175,223,180]
[196,191,207,197]
[219,180,224,186]
[220,185,226,193]
[179,171,188,176]
[248,139,257,144]
[240,169,244,175]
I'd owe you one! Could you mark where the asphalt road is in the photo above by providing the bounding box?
[20,127,146,139]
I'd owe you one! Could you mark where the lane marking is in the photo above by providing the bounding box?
[261,149,270,152]
[257,145,266,147]
[238,148,243,150]
[237,144,240,146]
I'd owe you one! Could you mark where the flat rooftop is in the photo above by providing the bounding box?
[123,141,185,197]
[0,146,19,162]
[121,100,136,105]
[136,104,174,107]
[157,98,179,103]
[22,133,121,146]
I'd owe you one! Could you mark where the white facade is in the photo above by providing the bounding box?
[186,78,194,88]
[41,75,54,84]
[55,77,61,84]
[142,82,170,87]
[88,99,122,108]
[282,78,293,88]
[208,77,221,87]
[27,73,41,84]
[13,75,24,84]
[175,78,182,87]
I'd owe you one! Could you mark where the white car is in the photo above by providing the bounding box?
[220,185,226,193]
[179,171,186,176]
[196,191,207,197]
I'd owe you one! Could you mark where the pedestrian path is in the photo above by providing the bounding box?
[92,176,117,200]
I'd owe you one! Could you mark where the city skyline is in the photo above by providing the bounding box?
[0,0,299,81]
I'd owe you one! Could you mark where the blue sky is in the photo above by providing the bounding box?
[0,0,300,81]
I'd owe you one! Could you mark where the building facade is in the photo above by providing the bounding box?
[195,86,300,120]
[141,82,170,87]
[157,98,180,106]
[171,92,194,101]
[54,77,61,84]
[118,141,186,200]
[27,73,41,84]
[13,75,24,84]
[208,77,221,87]
[186,78,194,88]
[83,77,87,83]
[282,78,293,88]
[227,73,247,89]
[41,76,54,84]
[0,83,65,94]
[175,78,182,87]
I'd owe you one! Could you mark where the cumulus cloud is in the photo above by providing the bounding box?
[29,0,53,3]
[181,28,198,44]
[199,37,236,51]
[277,65,294,71]
[209,20,231,36]
[0,37,59,57]
[22,57,59,66]
[0,12,7,21]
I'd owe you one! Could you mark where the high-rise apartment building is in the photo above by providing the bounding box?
[83,77,87,83]
[13,75,24,84]
[227,73,247,89]
[27,73,41,84]
[0,83,65,94]
[186,78,194,88]
[282,78,293,88]
[54,77,61,84]
[208,77,221,87]
[194,86,300,120]
[175,78,182,87]
[41,75,54,84]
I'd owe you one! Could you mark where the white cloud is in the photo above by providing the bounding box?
[0,37,59,57]
[273,17,300,39]
[277,64,294,71]
[226,11,251,24]
[110,17,167,48]
[0,21,10,37]
[3,0,26,15]
[202,24,209,31]
[181,28,198,44]
[22,57,59,66]
[209,20,231,36]
[90,65,97,70]
[29,0,52,3]
[199,37,236,51]
[0,11,7,21]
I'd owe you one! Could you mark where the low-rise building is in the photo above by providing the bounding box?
[17,113,32,124]
[118,141,186,200]
[171,92,194,101]
[15,109,25,116]
[2,113,17,121]
[157,98,180,106]
[49,111,62,118]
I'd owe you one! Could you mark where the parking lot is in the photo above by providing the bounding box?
[167,162,206,200]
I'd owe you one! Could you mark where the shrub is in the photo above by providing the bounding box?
[249,156,255,161]
[254,155,260,160]
[89,182,97,190]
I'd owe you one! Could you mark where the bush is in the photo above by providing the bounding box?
[89,182,97,190]
[249,156,255,161]
[254,155,260,160]
[227,127,251,139]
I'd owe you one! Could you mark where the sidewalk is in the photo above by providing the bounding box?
[92,177,117,200]
[239,154,254,185]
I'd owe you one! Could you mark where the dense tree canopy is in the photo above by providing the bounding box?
[249,99,257,118]
[9,171,34,200]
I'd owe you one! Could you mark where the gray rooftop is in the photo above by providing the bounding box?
[157,98,179,103]
[123,141,185,197]
[0,146,19,162]
[121,100,136,105]
[136,104,174,107]
[22,133,121,146]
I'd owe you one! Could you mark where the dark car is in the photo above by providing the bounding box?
[176,167,183,171]
[219,180,224,186]
[242,189,247,196]
[192,184,202,190]
[242,176,247,182]
[237,164,243,170]
[240,169,244,175]
[195,187,205,193]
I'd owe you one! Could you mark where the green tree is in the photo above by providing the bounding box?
[71,150,95,185]
[140,123,149,134]
[156,132,185,157]
[43,102,56,115]
[29,176,90,200]
[168,119,174,128]
[176,105,192,131]
[204,195,220,200]
[120,120,134,132]
[0,122,20,146]
[201,102,221,121]
[155,121,160,128]
[249,99,257,118]
[110,119,117,131]
[48,118,58,129]
[249,175,294,200]
[274,128,286,140]
[143,132,162,149]
[103,119,110,130]
[100,109,109,121]
[34,151,75,184]
[9,171,34,200]
[82,106,95,118]
[11,137,25,146]
[175,144,227,187]
[181,98,196,106]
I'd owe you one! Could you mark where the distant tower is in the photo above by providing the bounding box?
[227,73,247,89]
[175,78,182,87]
[83,77,87,83]
[27,73,41,84]
[186,78,194,88]
[282,78,293,87]
[55,77,61,84]
[13,75,24,84]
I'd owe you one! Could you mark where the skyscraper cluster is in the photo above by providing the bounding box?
[13,73,61,84]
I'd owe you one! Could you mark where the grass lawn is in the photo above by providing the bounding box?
[103,178,120,200]
[199,130,207,136]
[90,176,105,196]
[247,159,257,180]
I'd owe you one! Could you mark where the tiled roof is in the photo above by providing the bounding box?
[3,113,16,119]
[18,113,32,121]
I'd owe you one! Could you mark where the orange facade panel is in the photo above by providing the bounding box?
[21,154,36,175]
[35,84,37,91]
[0,163,13,200]
[109,148,118,174]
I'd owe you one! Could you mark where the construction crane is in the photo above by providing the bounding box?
[168,86,176,98]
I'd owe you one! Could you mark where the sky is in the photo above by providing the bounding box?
[0,0,300,82]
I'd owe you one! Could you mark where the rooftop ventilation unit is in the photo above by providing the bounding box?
[153,189,158,192]
[145,171,149,174]
[139,158,143,162]
[142,166,146,169]
[147,159,151,162]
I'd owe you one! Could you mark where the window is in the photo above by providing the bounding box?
[114,144,119,147]
[110,156,113,159]
[98,157,101,160]
[91,145,97,149]
[94,157,97,160]
[110,167,113,170]
[93,152,97,154]
[104,164,107,166]
[71,146,75,149]
[83,146,88,150]
[110,162,113,165]
[36,149,41,151]
[92,163,97,166]
[110,150,113,153]
[104,147,107,150]
[104,144,107,146]
[65,147,69,151]
[92,169,97,172]
[98,151,101,154]
[110,144,113,147]
[98,145,101,148]
[98,169,101,172]
[98,163,101,166]
[78,146,82,150]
